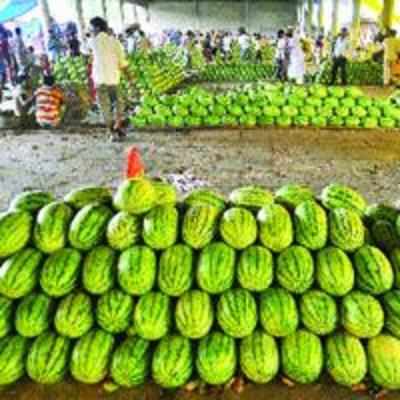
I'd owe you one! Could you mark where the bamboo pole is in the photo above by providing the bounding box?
[381,0,395,31]
[331,0,340,36]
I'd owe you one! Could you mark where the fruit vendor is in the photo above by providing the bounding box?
[330,28,350,86]
[383,30,400,86]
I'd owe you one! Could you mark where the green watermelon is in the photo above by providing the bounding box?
[275,184,315,209]
[64,186,112,209]
[237,245,274,292]
[197,242,236,294]
[321,183,366,215]
[365,203,398,226]
[196,332,236,385]
[281,329,323,384]
[26,332,71,384]
[152,334,193,388]
[40,248,82,297]
[70,329,115,384]
[258,204,293,252]
[0,296,13,338]
[9,191,54,213]
[117,246,156,295]
[341,291,384,338]
[325,332,367,386]
[106,212,140,251]
[371,220,399,252]
[158,244,193,297]
[152,181,177,206]
[217,288,257,338]
[382,290,400,338]
[390,248,400,288]
[54,291,94,338]
[184,189,226,211]
[0,335,29,385]
[229,186,274,209]
[0,248,43,299]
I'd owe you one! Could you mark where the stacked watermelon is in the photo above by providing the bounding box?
[2,179,400,392]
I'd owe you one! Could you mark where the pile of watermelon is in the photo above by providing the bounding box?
[3,179,400,391]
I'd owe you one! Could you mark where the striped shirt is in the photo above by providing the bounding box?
[35,86,64,127]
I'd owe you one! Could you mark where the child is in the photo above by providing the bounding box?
[12,74,35,128]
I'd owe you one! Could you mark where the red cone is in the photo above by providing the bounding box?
[125,146,145,179]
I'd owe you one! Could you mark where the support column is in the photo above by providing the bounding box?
[381,0,395,31]
[119,0,125,28]
[306,0,313,34]
[245,0,250,31]
[318,0,324,34]
[352,0,361,43]
[133,4,138,23]
[101,0,108,20]
[38,0,51,42]
[73,0,86,42]
[331,0,339,35]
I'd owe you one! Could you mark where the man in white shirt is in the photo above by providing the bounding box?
[330,27,349,85]
[238,27,250,58]
[89,17,129,141]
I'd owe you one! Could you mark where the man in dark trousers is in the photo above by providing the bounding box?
[330,28,349,85]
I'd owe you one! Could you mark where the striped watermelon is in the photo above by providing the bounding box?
[368,334,400,390]
[321,183,367,215]
[316,247,354,296]
[196,332,237,385]
[0,210,33,258]
[0,335,29,385]
[9,190,54,213]
[390,248,400,288]
[33,202,73,254]
[110,337,151,387]
[70,329,115,384]
[175,290,214,339]
[184,189,226,212]
[329,208,365,252]
[106,212,141,251]
[182,205,219,249]
[152,181,177,206]
[260,288,298,337]
[219,207,257,250]
[275,184,315,209]
[294,200,328,250]
[15,293,53,337]
[257,204,293,253]
[152,334,193,388]
[197,242,236,294]
[371,220,399,252]
[325,332,367,386]
[113,178,156,215]
[68,204,113,251]
[0,296,13,338]
[54,291,94,338]
[82,246,116,295]
[0,248,43,299]
[158,244,193,297]
[281,329,323,384]
[40,248,82,297]
[117,246,156,295]
[365,203,398,226]
[382,290,400,338]
[64,186,112,209]
[341,291,384,338]
[299,290,338,335]
[276,245,314,294]
[229,186,274,209]
[142,205,178,250]
[237,245,273,292]
[217,288,257,338]
[26,332,71,384]
[353,245,394,295]
[96,289,133,334]
[240,330,279,384]
[134,291,171,340]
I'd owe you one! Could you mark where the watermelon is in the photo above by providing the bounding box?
[15,293,53,337]
[0,210,33,258]
[365,203,398,226]
[382,290,400,338]
[152,181,177,206]
[0,296,13,338]
[68,204,113,251]
[0,335,29,385]
[353,245,393,295]
[82,246,116,295]
[371,220,399,252]
[390,248,400,288]
[229,186,274,209]
[175,290,214,339]
[182,205,219,249]
[329,208,365,252]
[64,186,112,209]
[217,288,257,338]
[9,190,54,213]
[134,291,171,340]
[33,202,73,254]
[368,334,400,390]
[294,200,328,250]
[152,334,193,388]
[258,204,293,252]
[299,290,338,335]
[321,183,367,215]
[237,245,274,292]
[70,329,115,384]
[196,332,237,385]
[142,205,178,250]
[325,332,367,386]
[219,207,257,249]
[276,245,314,294]
[0,248,43,299]
[40,248,82,297]
[281,329,323,384]
[184,189,226,212]
[341,291,384,338]
[197,242,236,294]
[113,178,156,215]
[106,212,141,251]
[240,330,279,384]
[260,288,298,337]
[158,244,193,297]
[118,246,157,295]
[110,337,151,387]
[54,291,94,338]
[96,289,133,334]
[26,332,71,384]
[316,247,354,296]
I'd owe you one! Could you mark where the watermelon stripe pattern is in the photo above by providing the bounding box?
[0,296,13,338]
[0,335,29,385]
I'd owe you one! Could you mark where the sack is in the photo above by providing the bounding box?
[392,59,400,76]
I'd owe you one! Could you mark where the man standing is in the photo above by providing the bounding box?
[330,27,349,85]
[276,29,287,81]
[89,17,128,142]
[14,28,27,74]
[238,27,250,58]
